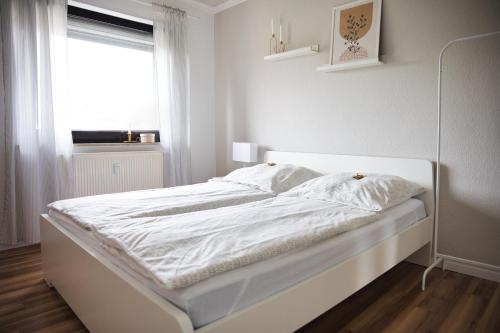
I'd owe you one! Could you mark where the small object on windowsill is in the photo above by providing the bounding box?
[123,131,157,143]
[124,131,134,143]
[139,133,156,143]
[267,163,276,166]
[353,173,365,180]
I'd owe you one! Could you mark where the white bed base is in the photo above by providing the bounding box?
[40,151,434,333]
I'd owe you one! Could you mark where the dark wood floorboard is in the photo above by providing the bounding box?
[1,245,499,333]
[0,245,88,333]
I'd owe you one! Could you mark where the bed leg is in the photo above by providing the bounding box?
[421,257,443,291]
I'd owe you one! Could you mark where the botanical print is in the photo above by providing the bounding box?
[339,2,373,61]
[330,0,381,66]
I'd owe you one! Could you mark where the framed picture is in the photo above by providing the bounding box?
[329,0,382,65]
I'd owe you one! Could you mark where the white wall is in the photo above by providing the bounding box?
[215,0,500,266]
[73,0,216,183]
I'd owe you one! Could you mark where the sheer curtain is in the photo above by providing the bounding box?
[0,0,72,246]
[153,3,192,187]
[46,0,74,200]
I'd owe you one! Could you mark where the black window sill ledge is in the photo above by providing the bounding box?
[73,142,160,146]
[72,130,160,144]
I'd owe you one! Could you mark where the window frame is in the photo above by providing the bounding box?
[67,5,153,34]
[67,5,157,144]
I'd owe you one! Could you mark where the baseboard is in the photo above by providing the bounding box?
[439,254,500,283]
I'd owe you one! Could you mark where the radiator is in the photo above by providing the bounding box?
[73,151,164,197]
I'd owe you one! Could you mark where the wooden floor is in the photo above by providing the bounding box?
[1,245,499,333]
[0,245,87,333]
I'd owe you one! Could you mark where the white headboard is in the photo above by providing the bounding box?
[264,151,435,219]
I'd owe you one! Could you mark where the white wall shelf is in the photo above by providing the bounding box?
[316,58,383,73]
[264,45,320,62]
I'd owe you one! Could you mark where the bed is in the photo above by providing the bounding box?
[40,151,434,333]
[47,162,318,231]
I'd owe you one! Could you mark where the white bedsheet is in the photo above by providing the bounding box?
[48,179,273,230]
[52,198,425,328]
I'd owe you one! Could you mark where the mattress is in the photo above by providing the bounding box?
[50,198,426,329]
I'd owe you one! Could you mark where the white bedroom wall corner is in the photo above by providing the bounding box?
[187,4,216,183]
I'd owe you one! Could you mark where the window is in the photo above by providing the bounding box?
[67,6,159,143]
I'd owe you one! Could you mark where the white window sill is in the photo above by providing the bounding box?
[73,142,162,154]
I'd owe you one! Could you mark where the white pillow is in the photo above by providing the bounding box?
[222,164,322,193]
[282,173,424,211]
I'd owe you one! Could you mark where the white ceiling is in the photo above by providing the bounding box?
[188,0,248,12]
[194,0,230,6]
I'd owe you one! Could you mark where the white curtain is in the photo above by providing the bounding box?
[46,0,74,200]
[153,4,192,187]
[0,0,72,246]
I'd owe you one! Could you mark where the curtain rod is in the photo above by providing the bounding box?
[129,0,200,20]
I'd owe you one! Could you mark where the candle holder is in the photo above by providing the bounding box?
[123,132,135,143]
[269,33,278,55]
[278,40,286,53]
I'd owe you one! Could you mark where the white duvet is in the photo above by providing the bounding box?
[48,180,273,230]
[91,196,377,290]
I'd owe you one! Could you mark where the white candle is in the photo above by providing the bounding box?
[271,18,274,35]
[279,24,282,42]
[128,124,131,135]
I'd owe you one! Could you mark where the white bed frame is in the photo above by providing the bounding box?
[40,151,434,333]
